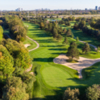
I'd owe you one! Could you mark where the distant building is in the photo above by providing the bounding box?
[15,8,23,11]
[85,8,87,10]
[95,6,98,10]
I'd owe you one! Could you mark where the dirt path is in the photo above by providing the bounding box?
[25,36,39,74]
[79,40,97,51]
[53,54,100,79]
[26,36,39,52]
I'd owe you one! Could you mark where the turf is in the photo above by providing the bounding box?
[24,22,100,100]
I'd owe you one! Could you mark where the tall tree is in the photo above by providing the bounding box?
[53,28,58,39]
[63,28,67,34]
[82,43,90,54]
[0,45,14,78]
[66,29,72,37]
[67,42,79,61]
[40,22,45,29]
[63,37,69,44]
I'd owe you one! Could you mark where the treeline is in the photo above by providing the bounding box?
[39,20,75,41]
[90,19,100,29]
[0,39,35,99]
[73,19,100,42]
[4,16,27,42]
[0,17,36,100]
[63,84,100,100]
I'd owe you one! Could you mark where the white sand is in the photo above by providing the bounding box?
[24,44,30,48]
[53,54,100,79]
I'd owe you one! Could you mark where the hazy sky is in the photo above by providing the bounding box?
[0,0,100,10]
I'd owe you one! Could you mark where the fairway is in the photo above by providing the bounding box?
[24,22,100,100]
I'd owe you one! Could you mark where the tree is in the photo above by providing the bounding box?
[67,42,79,61]
[57,34,62,41]
[66,29,72,37]
[78,20,86,29]
[63,37,69,44]
[63,88,80,100]
[86,84,100,100]
[76,37,79,42]
[63,28,67,34]
[15,48,32,69]
[82,43,90,54]
[20,73,36,96]
[0,26,3,41]
[40,22,45,29]
[65,21,70,26]
[2,77,29,100]
[48,23,53,32]
[0,45,14,78]
[53,28,58,39]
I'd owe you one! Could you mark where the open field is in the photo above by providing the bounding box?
[24,22,100,100]
[59,14,100,19]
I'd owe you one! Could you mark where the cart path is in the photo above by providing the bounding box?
[26,36,39,52]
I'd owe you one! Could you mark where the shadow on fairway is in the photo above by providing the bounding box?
[33,57,54,62]
[49,48,67,51]
[32,85,87,100]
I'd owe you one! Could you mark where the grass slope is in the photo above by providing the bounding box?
[24,22,100,100]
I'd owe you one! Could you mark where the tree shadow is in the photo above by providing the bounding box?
[33,57,54,62]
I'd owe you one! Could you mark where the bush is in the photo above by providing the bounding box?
[86,84,100,100]
[63,88,80,100]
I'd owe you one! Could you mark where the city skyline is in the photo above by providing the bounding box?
[0,0,100,10]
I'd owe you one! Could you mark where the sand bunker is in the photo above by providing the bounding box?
[53,54,100,79]
[24,44,31,48]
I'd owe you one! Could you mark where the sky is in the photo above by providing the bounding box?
[0,0,100,10]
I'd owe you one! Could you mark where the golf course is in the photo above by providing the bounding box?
[23,21,100,100]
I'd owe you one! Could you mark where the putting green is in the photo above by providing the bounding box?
[42,66,78,87]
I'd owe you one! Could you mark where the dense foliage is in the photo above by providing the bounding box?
[4,16,27,42]
[2,77,29,100]
[0,26,3,41]
[67,42,79,61]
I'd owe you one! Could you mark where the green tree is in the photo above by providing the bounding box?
[82,43,90,54]
[63,28,67,34]
[66,29,72,37]
[63,37,69,44]
[86,84,100,100]
[2,77,29,100]
[40,22,45,29]
[63,88,80,100]
[76,37,79,42]
[67,42,79,61]
[57,34,62,41]
[53,28,58,39]
[0,45,14,79]
[48,23,52,32]
[20,73,36,96]
[0,26,3,41]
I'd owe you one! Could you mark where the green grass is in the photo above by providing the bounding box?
[24,22,100,100]
[23,38,37,50]
[60,21,100,46]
